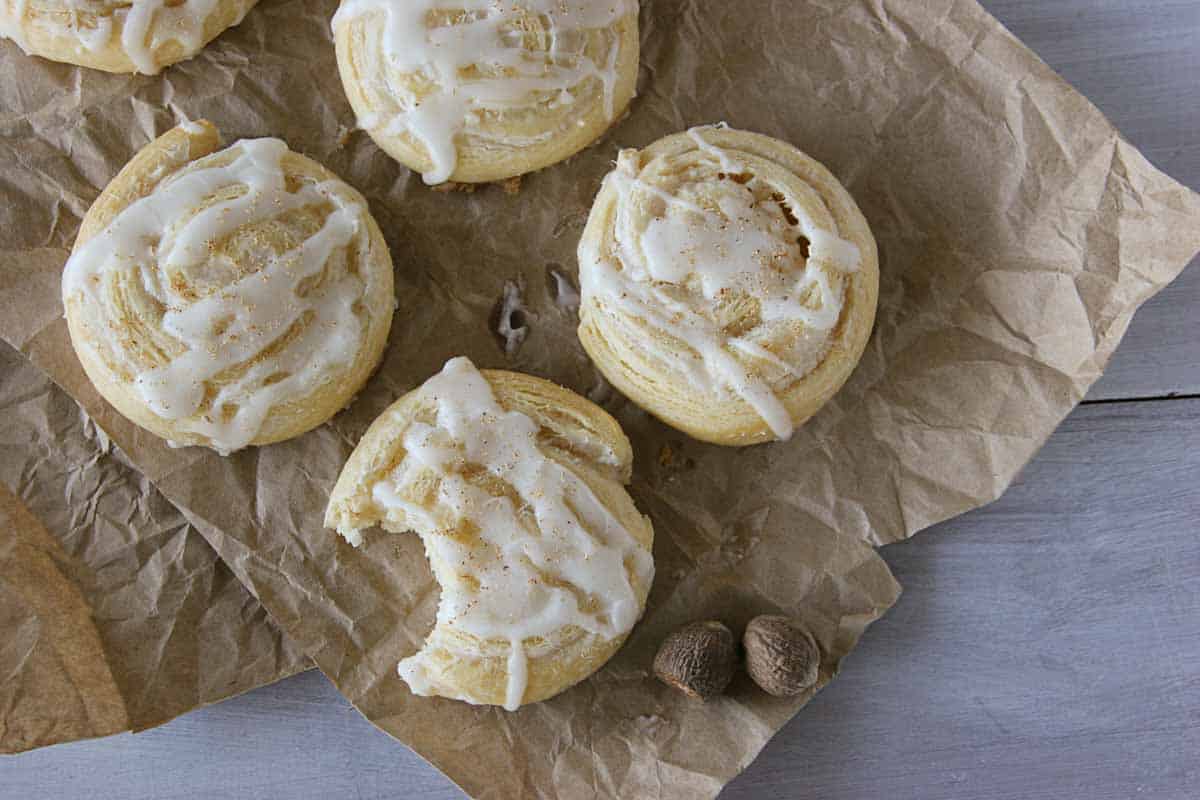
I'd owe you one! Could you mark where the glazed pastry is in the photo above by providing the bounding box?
[0,0,257,74]
[577,125,879,446]
[331,0,639,185]
[326,357,654,710]
[61,120,395,454]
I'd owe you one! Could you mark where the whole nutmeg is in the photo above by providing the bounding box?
[743,615,820,697]
[653,621,736,699]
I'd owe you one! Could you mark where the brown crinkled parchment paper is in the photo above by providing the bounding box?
[1,0,1199,796]
[0,343,309,753]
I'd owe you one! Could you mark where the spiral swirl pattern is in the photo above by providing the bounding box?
[332,0,639,184]
[326,357,654,710]
[62,121,394,453]
[578,125,879,446]
[0,0,257,74]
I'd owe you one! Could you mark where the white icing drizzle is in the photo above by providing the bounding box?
[62,137,374,454]
[178,117,207,135]
[550,267,581,311]
[368,357,652,711]
[331,0,635,184]
[578,126,861,440]
[0,0,232,75]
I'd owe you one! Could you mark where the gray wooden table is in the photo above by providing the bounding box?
[4,1,1198,798]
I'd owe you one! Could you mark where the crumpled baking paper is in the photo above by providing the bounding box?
[0,0,1197,795]
[0,343,308,753]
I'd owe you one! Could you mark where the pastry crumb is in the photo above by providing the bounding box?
[432,181,477,194]
[658,443,676,468]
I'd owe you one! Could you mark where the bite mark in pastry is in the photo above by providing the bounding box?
[325,357,654,711]
[577,125,880,446]
[0,0,258,74]
[62,120,395,454]
[331,0,640,185]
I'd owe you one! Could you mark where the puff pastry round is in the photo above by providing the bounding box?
[577,125,880,446]
[62,120,395,454]
[325,356,654,710]
[0,0,257,74]
[331,0,639,185]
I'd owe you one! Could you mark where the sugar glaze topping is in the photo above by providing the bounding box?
[578,125,862,441]
[332,0,636,183]
[0,0,238,74]
[365,357,652,710]
[62,137,374,453]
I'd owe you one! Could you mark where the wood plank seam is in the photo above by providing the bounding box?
[1081,392,1200,406]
